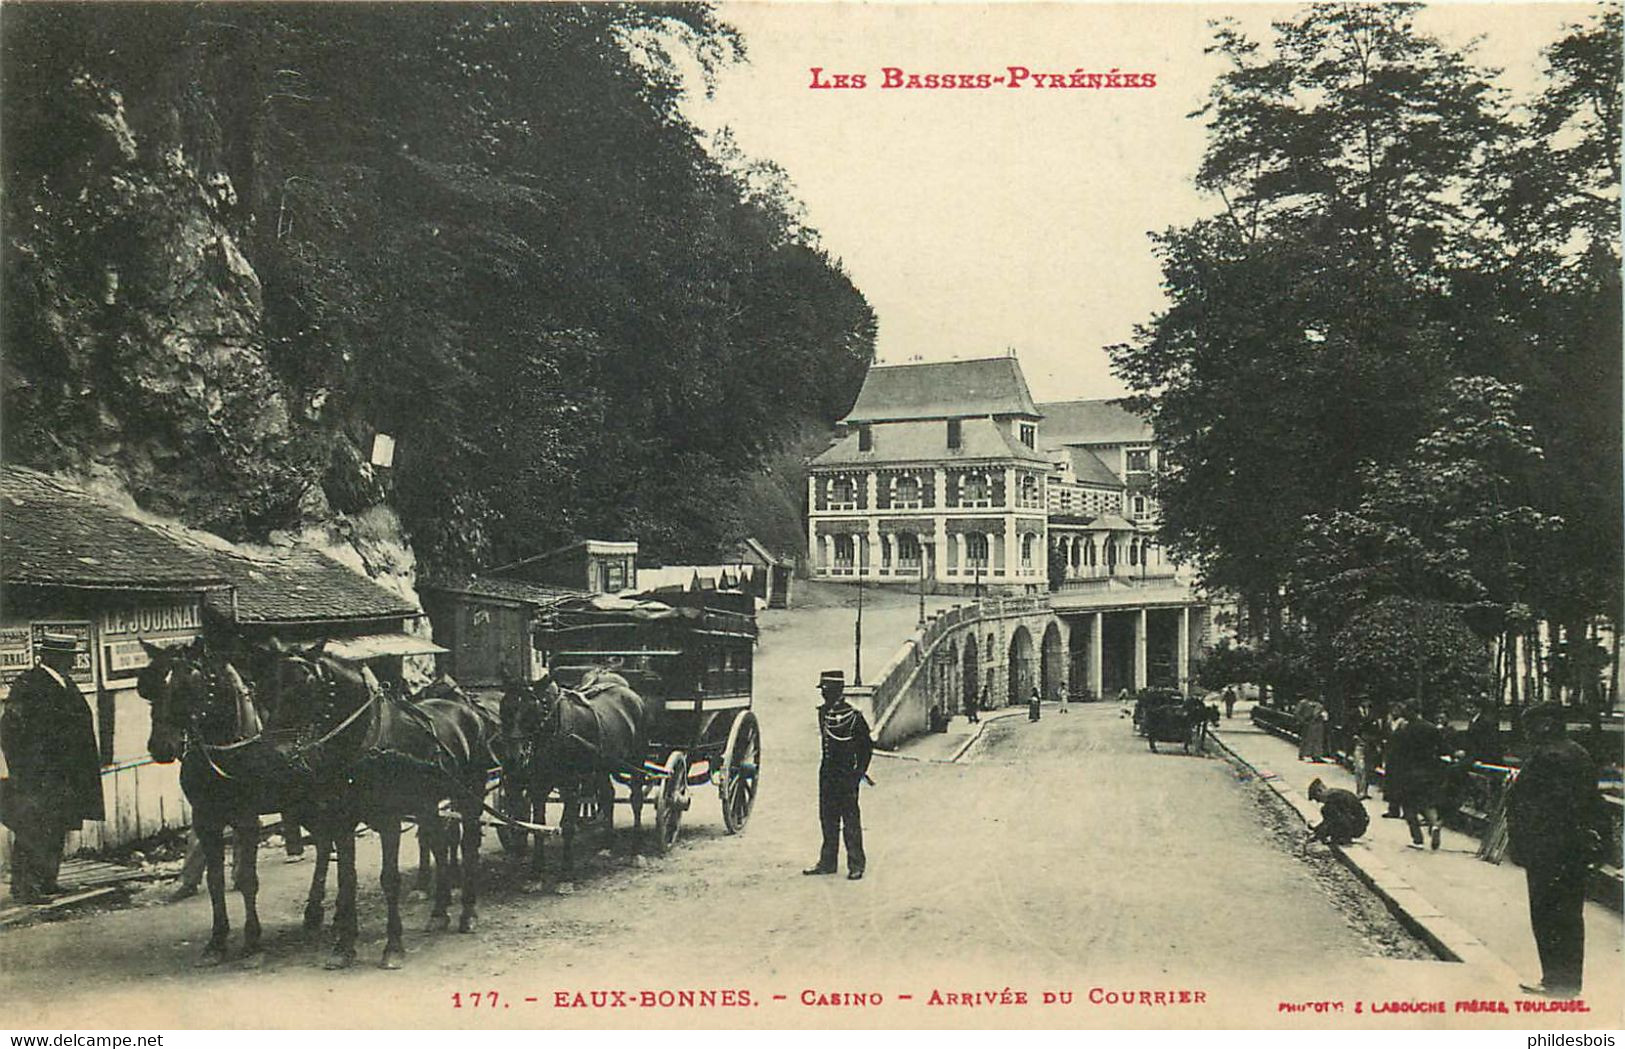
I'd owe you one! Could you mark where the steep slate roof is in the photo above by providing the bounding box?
[1062,447,1123,487]
[842,358,1040,424]
[199,546,418,624]
[1037,399,1152,446]
[422,574,584,607]
[1,467,228,591]
[813,417,1051,467]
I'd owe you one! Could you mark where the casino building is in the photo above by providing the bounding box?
[806,354,1172,591]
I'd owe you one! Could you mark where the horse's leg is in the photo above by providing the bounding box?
[457,794,481,934]
[197,819,230,966]
[414,829,433,896]
[325,822,358,970]
[236,816,263,964]
[528,780,547,881]
[557,780,578,894]
[426,811,451,931]
[378,818,405,969]
[599,775,615,839]
[304,822,330,933]
[629,771,645,858]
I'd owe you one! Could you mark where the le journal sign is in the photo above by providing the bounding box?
[99,600,202,680]
[809,66,1159,91]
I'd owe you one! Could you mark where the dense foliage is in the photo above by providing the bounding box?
[1110,5,1620,711]
[1,3,875,570]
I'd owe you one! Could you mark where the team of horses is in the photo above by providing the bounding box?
[136,637,648,970]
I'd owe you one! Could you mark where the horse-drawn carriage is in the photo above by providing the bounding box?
[134,588,761,970]
[497,590,761,862]
[1134,687,1216,755]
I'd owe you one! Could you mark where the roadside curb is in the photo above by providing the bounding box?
[875,708,1030,765]
[1209,727,1524,988]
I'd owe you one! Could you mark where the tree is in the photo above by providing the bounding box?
[1111,4,1509,645]
[1194,637,1258,692]
[1,4,878,571]
[1329,597,1491,715]
[1289,376,1561,637]
[1469,10,1622,706]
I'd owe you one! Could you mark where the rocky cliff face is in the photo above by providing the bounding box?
[4,6,876,583]
[4,69,409,597]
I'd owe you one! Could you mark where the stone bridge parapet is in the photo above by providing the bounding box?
[870,585,1219,749]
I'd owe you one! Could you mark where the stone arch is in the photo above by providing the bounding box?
[1041,620,1064,701]
[962,634,980,712]
[1067,618,1091,699]
[1008,625,1036,704]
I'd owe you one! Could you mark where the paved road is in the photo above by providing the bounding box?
[0,588,1547,1029]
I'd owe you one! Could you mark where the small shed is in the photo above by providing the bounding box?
[420,575,584,688]
[487,539,638,595]
[729,538,793,608]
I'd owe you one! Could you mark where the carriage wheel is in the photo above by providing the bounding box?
[653,752,690,855]
[719,711,761,835]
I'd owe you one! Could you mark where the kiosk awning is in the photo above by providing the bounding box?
[324,632,447,662]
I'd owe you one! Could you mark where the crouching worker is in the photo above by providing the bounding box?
[1307,777,1369,847]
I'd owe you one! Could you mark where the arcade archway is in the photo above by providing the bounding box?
[1008,626,1036,704]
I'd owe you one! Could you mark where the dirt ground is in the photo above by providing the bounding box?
[0,586,1561,1029]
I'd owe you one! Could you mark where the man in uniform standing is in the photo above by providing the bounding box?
[1507,703,1602,998]
[804,670,872,881]
[1,633,105,903]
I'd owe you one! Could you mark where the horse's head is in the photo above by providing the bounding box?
[138,638,218,763]
[499,671,561,768]
[268,640,339,734]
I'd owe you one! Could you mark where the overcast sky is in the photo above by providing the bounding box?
[686,2,1600,402]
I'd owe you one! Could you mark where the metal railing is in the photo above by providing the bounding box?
[1246,705,1623,908]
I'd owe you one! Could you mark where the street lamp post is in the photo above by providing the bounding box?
[918,549,927,625]
[854,569,864,686]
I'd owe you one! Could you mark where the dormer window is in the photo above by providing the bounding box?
[1020,423,1036,449]
[947,418,962,450]
[858,425,873,452]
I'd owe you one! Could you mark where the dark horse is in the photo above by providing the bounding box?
[138,638,322,966]
[499,668,650,890]
[273,645,495,969]
[1145,694,1220,755]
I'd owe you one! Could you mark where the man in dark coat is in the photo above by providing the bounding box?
[1507,703,1602,998]
[1386,704,1447,850]
[2,633,105,902]
[1307,777,1369,846]
[1463,698,1503,766]
[804,670,872,881]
